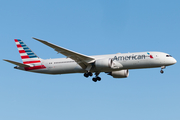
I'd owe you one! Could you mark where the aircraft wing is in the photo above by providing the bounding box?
[3,59,30,67]
[33,37,95,69]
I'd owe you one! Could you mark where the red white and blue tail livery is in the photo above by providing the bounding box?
[15,39,40,64]
[3,38,177,82]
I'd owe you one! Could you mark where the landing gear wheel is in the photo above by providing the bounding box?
[88,72,93,76]
[92,78,97,82]
[84,72,93,78]
[92,72,101,82]
[160,66,166,74]
[97,77,101,81]
[84,73,89,78]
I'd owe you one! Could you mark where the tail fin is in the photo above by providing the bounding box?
[14,39,42,65]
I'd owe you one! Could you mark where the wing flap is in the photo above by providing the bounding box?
[3,59,30,67]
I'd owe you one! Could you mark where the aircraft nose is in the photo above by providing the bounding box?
[172,58,177,64]
[165,57,177,65]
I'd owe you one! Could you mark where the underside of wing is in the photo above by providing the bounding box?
[32,37,95,69]
[3,59,30,67]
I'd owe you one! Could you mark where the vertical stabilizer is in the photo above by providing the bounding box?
[14,39,42,66]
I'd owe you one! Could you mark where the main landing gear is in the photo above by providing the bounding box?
[92,77,101,82]
[160,66,166,74]
[92,72,101,82]
[83,72,101,82]
[84,72,93,77]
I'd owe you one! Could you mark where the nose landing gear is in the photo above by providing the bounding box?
[160,66,166,74]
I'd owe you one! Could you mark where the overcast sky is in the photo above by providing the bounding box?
[0,0,180,120]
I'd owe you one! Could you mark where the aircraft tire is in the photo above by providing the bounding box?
[88,72,93,76]
[84,73,89,78]
[97,77,101,81]
[160,70,164,74]
[92,78,97,82]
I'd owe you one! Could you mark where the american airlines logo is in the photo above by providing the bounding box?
[147,52,153,58]
[113,55,146,61]
[113,53,153,61]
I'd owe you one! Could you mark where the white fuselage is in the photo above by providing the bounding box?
[17,51,177,74]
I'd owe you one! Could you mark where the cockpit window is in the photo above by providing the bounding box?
[166,55,172,57]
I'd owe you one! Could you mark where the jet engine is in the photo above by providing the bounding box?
[108,70,129,78]
[95,58,123,71]
[95,58,113,69]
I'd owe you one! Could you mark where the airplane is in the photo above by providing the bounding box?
[3,38,177,82]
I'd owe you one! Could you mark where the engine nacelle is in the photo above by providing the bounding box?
[109,70,129,78]
[95,58,113,70]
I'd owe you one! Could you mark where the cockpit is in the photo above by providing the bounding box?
[166,55,172,57]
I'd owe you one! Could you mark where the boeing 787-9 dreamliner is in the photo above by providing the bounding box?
[3,38,177,82]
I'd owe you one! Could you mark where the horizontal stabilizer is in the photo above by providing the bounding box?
[3,59,30,67]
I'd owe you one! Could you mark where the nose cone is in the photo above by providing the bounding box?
[172,58,177,64]
[165,57,177,65]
